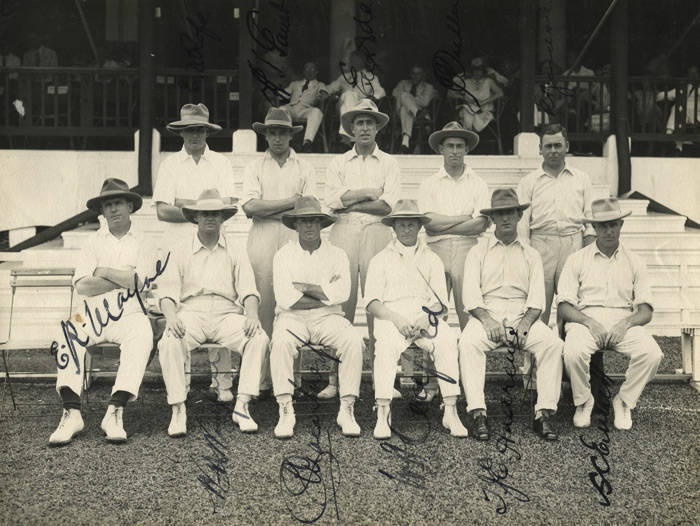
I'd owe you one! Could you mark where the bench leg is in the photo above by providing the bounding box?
[2,349,17,410]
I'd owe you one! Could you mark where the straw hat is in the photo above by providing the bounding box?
[340,98,390,135]
[252,107,303,135]
[282,196,335,229]
[181,188,238,223]
[166,103,222,133]
[381,199,431,226]
[479,188,530,215]
[86,178,142,213]
[428,121,480,153]
[582,198,631,223]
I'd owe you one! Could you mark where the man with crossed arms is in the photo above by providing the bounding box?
[558,198,663,430]
[459,189,563,442]
[270,196,363,439]
[49,178,153,446]
[157,189,269,437]
[320,98,401,399]
[365,200,469,440]
[153,103,238,402]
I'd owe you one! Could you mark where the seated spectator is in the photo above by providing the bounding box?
[656,65,699,154]
[22,33,58,67]
[589,64,611,132]
[0,44,21,83]
[392,65,437,153]
[323,51,386,141]
[447,57,503,133]
[280,61,327,152]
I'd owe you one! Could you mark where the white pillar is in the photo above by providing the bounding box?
[134,129,161,193]
[514,132,540,157]
[232,130,257,153]
[603,134,620,196]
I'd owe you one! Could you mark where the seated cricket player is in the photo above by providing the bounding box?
[558,198,663,430]
[157,189,269,437]
[270,196,363,438]
[459,189,563,441]
[365,199,469,440]
[49,178,154,446]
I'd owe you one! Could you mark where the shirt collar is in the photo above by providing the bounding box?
[438,164,473,182]
[264,148,297,164]
[537,165,573,179]
[177,144,211,163]
[191,231,226,254]
[97,221,135,239]
[488,234,524,249]
[592,240,622,259]
[388,237,427,256]
[349,143,380,160]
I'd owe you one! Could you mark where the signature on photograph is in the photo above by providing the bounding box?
[191,412,233,514]
[340,0,380,97]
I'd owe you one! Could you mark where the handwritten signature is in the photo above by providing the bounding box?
[50,254,170,373]
[580,367,613,506]
[538,0,576,117]
[340,0,380,98]
[192,413,232,513]
[179,10,222,75]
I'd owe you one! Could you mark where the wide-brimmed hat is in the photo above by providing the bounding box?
[166,103,222,133]
[582,197,631,223]
[252,107,303,135]
[181,188,238,223]
[341,98,390,135]
[282,196,335,230]
[381,199,431,226]
[480,188,530,215]
[428,121,480,153]
[86,178,143,213]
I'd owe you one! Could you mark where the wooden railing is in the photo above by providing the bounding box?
[533,74,700,145]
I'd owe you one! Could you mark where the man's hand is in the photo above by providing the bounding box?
[605,319,629,349]
[392,313,415,339]
[411,312,432,338]
[586,319,609,350]
[481,316,504,344]
[165,314,186,339]
[243,314,261,338]
[509,319,533,350]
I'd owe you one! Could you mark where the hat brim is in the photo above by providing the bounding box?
[281,213,335,230]
[86,191,143,213]
[381,214,431,226]
[582,211,631,223]
[166,121,223,134]
[182,205,238,223]
[252,122,304,135]
[480,203,530,215]
[429,129,480,153]
[341,109,390,136]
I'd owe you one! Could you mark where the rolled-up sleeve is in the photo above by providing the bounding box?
[324,156,347,211]
[320,249,351,307]
[363,256,385,309]
[631,254,654,310]
[462,244,487,312]
[241,160,262,206]
[232,247,260,306]
[272,249,303,310]
[525,249,546,312]
[380,156,401,210]
[73,238,97,286]
[555,253,581,308]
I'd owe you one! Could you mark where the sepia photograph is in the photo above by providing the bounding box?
[0,0,698,524]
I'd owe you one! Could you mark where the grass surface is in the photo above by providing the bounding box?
[1,338,698,525]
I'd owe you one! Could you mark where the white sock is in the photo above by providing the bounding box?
[401,135,410,147]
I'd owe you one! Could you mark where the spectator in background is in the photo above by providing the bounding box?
[657,65,699,155]
[23,33,58,67]
[280,61,327,153]
[392,65,437,154]
[323,51,386,142]
[589,64,611,132]
[447,57,503,133]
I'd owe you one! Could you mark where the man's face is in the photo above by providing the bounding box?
[593,219,623,250]
[491,208,522,238]
[439,137,468,168]
[409,67,423,84]
[295,217,322,245]
[392,218,421,247]
[351,115,378,147]
[265,127,293,155]
[303,62,318,81]
[101,197,133,229]
[195,210,223,235]
[540,132,569,165]
[181,126,207,153]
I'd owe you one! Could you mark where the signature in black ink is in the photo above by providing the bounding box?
[340,0,380,98]
[49,254,170,372]
[191,413,232,513]
[580,368,613,506]
[179,10,222,75]
[246,1,292,105]
[538,1,576,117]
[431,0,481,112]
[476,322,530,514]
[415,266,448,339]
[281,357,341,524]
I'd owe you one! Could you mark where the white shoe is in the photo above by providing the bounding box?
[612,395,632,430]
[168,403,187,437]
[416,388,437,403]
[317,384,338,399]
[217,389,234,403]
[274,401,296,439]
[49,409,84,446]
[393,388,402,399]
[442,405,469,438]
[573,395,595,428]
[101,405,127,443]
[336,403,361,437]
[373,404,392,440]
[232,399,258,433]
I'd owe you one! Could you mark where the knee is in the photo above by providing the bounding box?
[310,108,322,119]
[270,332,298,359]
[249,331,270,353]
